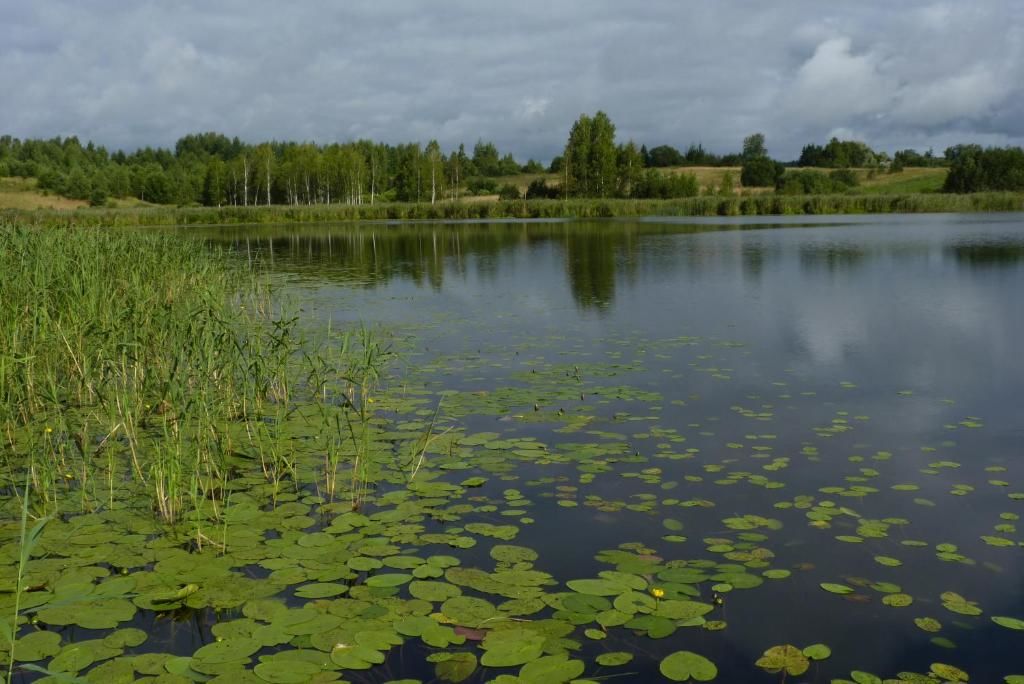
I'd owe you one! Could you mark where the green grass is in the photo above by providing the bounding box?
[0,177,86,210]
[853,167,947,194]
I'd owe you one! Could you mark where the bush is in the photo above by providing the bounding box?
[497,183,521,200]
[466,176,498,195]
[633,169,699,199]
[829,168,859,189]
[741,158,785,187]
[525,179,560,200]
[776,169,859,195]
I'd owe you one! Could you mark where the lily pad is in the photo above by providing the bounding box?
[193,637,262,664]
[820,583,855,595]
[596,651,634,666]
[756,645,809,676]
[803,643,831,660]
[428,651,478,682]
[659,650,718,681]
[518,654,585,683]
[11,630,62,661]
[364,573,413,588]
[993,616,1024,631]
[254,659,322,683]
[566,578,630,596]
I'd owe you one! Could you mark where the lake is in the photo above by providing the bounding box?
[191,213,1024,682]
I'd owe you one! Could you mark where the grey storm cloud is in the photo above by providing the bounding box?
[2,0,1022,161]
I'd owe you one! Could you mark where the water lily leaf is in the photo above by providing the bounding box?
[756,645,809,676]
[479,629,544,667]
[82,657,136,682]
[851,671,882,684]
[518,654,585,683]
[193,637,261,664]
[293,583,348,599]
[993,616,1024,630]
[440,596,498,627]
[654,600,714,621]
[330,643,385,669]
[409,581,462,602]
[12,630,62,661]
[941,592,982,616]
[428,652,477,683]
[423,623,466,648]
[596,651,634,667]
[102,628,147,648]
[566,579,629,596]
[49,643,96,673]
[659,650,718,681]
[802,643,831,660]
[763,569,791,580]
[915,617,942,632]
[820,583,855,595]
[243,599,288,623]
[364,573,413,588]
[883,593,913,607]
[563,593,612,614]
[490,545,538,564]
[930,663,969,682]
[613,590,657,615]
[347,557,383,572]
[355,629,403,650]
[254,659,322,683]
[36,598,137,629]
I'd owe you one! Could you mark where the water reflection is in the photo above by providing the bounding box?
[203,219,1024,316]
[947,241,1024,268]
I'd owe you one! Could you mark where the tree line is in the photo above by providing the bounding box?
[0,133,546,207]
[2,116,1023,206]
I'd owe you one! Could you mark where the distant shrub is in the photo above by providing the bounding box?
[741,158,785,187]
[777,169,858,195]
[829,168,859,188]
[633,169,699,199]
[497,183,521,200]
[466,176,498,195]
[525,179,560,200]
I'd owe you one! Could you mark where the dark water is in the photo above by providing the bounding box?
[204,214,1024,682]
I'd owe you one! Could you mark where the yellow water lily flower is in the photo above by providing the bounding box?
[651,587,665,599]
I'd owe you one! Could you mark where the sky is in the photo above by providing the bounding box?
[2,1,1022,162]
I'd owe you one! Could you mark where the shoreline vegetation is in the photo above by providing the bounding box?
[4,113,1024,221]
[0,220,393,528]
[3,191,1023,228]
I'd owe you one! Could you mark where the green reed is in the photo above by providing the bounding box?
[0,223,325,529]
[3,191,1022,228]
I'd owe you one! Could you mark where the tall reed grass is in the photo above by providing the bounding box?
[2,191,1021,228]
[0,222,384,531]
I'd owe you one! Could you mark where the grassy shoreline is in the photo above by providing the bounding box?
[2,191,1023,228]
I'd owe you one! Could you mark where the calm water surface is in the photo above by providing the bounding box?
[204,214,1024,682]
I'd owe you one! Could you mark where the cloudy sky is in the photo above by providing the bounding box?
[2,1,1022,161]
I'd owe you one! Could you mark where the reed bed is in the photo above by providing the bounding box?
[2,191,1022,228]
[0,222,386,532]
